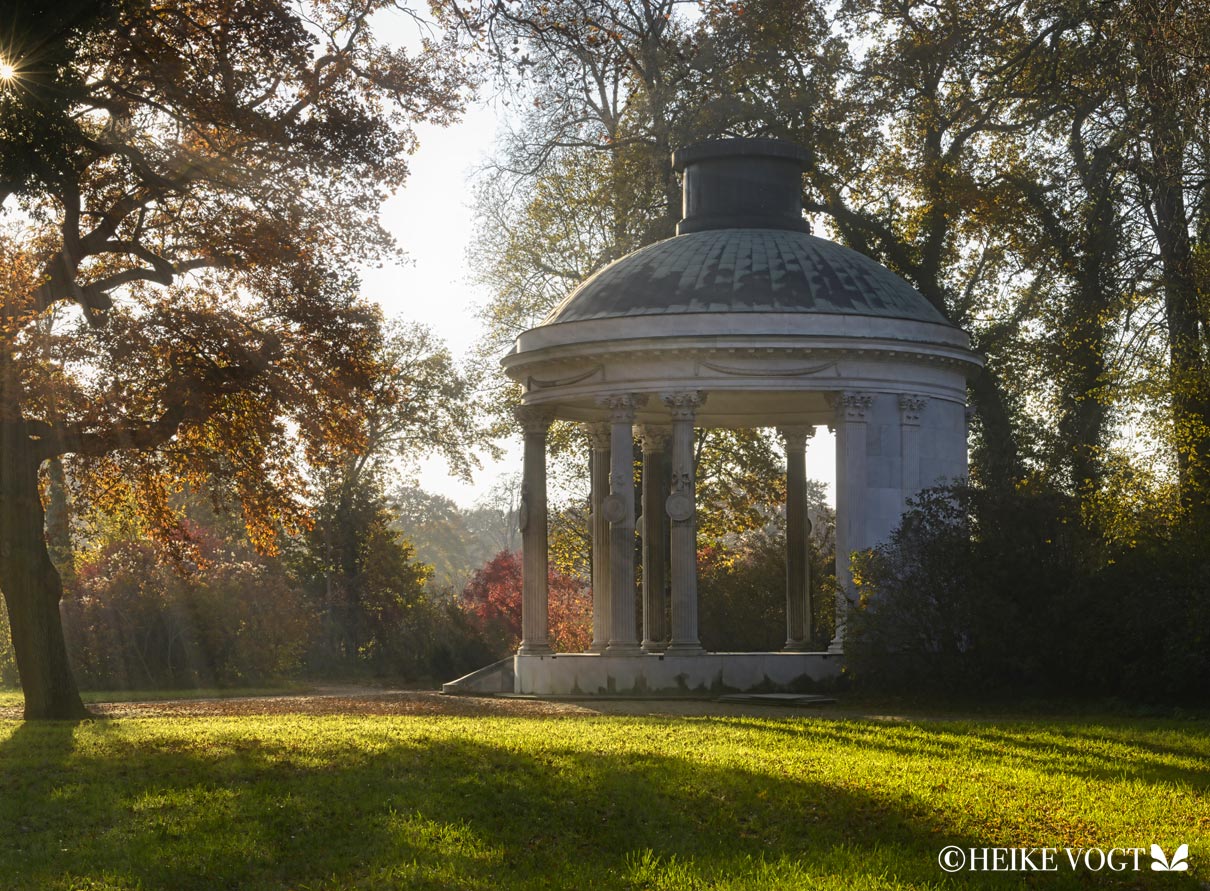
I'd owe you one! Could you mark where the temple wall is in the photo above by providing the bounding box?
[858,394,969,552]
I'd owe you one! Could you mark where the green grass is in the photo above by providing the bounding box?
[0,709,1206,890]
[0,686,309,708]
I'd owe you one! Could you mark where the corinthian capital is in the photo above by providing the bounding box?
[776,425,815,451]
[587,421,611,449]
[898,394,927,426]
[596,393,648,422]
[831,391,873,423]
[512,404,555,434]
[661,390,706,420]
[639,424,671,452]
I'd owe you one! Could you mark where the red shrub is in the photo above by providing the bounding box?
[461,551,591,653]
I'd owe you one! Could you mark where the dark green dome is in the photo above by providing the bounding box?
[543,227,950,327]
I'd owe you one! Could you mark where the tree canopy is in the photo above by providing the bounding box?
[0,0,471,718]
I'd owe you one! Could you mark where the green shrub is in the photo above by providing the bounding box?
[846,483,1210,702]
[698,517,836,652]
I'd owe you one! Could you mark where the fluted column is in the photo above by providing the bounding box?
[830,392,871,654]
[898,395,926,511]
[514,405,554,655]
[640,425,671,651]
[588,422,612,652]
[597,393,647,654]
[778,425,814,651]
[663,391,706,654]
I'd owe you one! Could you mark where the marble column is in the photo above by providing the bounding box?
[588,422,612,653]
[514,405,554,655]
[898,395,926,511]
[663,391,705,654]
[830,392,872,655]
[597,393,646,654]
[640,425,671,652]
[778,425,814,651]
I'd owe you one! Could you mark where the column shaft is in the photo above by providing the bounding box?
[597,394,646,654]
[831,393,871,654]
[640,426,670,651]
[778,426,813,650]
[588,423,611,652]
[514,406,553,655]
[664,391,705,654]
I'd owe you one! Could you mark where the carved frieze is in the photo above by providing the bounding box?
[697,359,837,378]
[525,365,603,391]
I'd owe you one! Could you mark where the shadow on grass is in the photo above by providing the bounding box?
[700,714,1210,791]
[0,716,1203,890]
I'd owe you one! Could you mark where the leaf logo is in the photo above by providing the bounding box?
[1150,844,1189,872]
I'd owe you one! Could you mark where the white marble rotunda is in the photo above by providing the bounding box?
[448,137,982,697]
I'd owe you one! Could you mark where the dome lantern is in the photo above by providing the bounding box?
[673,137,811,235]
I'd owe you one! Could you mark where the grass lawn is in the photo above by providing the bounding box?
[0,687,310,708]
[0,702,1206,890]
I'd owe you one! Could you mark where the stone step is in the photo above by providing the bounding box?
[441,657,515,695]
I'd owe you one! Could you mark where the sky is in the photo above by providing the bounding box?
[363,10,837,509]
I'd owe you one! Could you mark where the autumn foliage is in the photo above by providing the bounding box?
[0,0,472,717]
[62,523,315,688]
[461,550,592,653]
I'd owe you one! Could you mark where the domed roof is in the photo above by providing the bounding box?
[543,227,951,327]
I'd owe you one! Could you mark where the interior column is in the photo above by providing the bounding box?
[640,425,670,651]
[778,425,814,650]
[598,393,646,654]
[663,391,705,654]
[831,392,871,655]
[514,405,554,655]
[588,422,611,652]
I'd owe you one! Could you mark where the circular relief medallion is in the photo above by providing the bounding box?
[665,492,694,522]
[602,494,627,524]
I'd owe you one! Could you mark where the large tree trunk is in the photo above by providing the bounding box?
[967,364,1023,492]
[1059,181,1117,498]
[0,419,89,720]
[1150,173,1210,515]
[1134,6,1210,518]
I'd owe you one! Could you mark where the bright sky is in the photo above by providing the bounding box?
[365,10,836,508]
[360,98,520,505]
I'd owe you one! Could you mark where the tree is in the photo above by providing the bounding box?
[0,0,469,718]
[302,320,488,666]
[985,0,1140,498]
[1121,0,1210,517]
[698,484,835,652]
